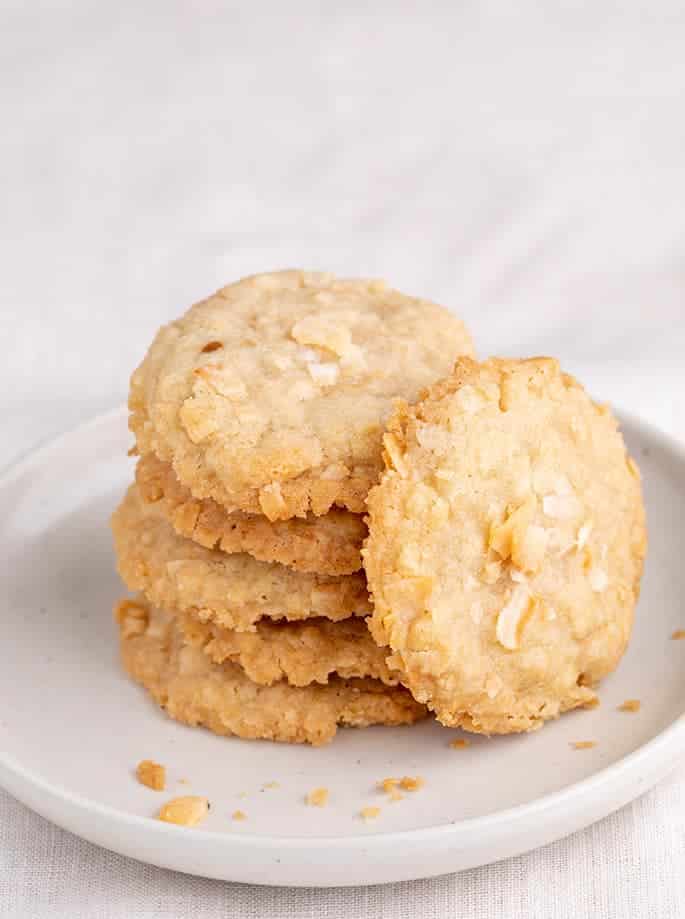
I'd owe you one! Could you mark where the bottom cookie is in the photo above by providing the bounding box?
[116,599,427,746]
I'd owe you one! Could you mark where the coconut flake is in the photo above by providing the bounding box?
[589,567,609,593]
[542,494,581,520]
[512,524,548,573]
[496,585,531,650]
[577,520,594,551]
[307,362,340,386]
[455,384,485,414]
[339,343,367,374]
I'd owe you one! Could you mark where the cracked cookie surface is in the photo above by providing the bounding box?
[179,611,399,687]
[116,598,426,746]
[136,452,366,575]
[129,270,474,520]
[112,485,371,631]
[363,357,646,734]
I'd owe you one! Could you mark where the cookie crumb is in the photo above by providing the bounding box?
[582,697,600,710]
[671,630,685,640]
[399,776,425,792]
[136,759,166,791]
[201,340,223,353]
[178,778,189,785]
[618,699,641,713]
[115,599,148,638]
[449,738,471,749]
[377,778,404,802]
[571,741,597,750]
[305,787,329,807]
[360,806,381,821]
[157,796,209,827]
[232,810,247,821]
[262,781,280,790]
[378,777,399,793]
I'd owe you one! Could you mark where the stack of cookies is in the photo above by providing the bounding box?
[112,270,476,745]
[113,270,647,745]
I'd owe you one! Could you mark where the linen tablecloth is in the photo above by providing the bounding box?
[1,3,684,916]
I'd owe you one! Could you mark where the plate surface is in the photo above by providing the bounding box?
[0,407,684,887]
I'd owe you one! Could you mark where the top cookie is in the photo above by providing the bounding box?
[129,270,474,520]
[363,357,647,734]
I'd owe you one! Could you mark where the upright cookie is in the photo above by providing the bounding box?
[116,599,426,746]
[136,453,366,575]
[111,485,371,631]
[129,270,474,520]
[179,611,399,687]
[364,357,646,734]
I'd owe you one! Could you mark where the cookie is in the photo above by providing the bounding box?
[179,611,399,687]
[136,452,365,575]
[111,485,371,631]
[116,599,426,746]
[363,357,646,734]
[129,270,474,520]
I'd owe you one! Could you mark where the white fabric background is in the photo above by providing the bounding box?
[1,2,684,916]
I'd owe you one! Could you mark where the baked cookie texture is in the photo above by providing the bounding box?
[136,452,365,575]
[179,611,399,687]
[363,357,646,735]
[129,270,475,520]
[116,599,426,746]
[112,485,371,632]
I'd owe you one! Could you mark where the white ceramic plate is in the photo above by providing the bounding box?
[0,407,684,887]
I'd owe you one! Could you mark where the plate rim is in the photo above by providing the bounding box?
[1,403,684,854]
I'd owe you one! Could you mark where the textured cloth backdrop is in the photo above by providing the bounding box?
[1,2,684,917]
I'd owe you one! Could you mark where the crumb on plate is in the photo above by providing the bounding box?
[305,787,329,807]
[449,738,471,749]
[136,759,166,791]
[232,810,247,821]
[378,777,399,792]
[671,630,685,640]
[618,699,641,713]
[571,741,597,750]
[157,796,209,827]
[377,778,404,802]
[360,806,381,821]
[399,776,425,791]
